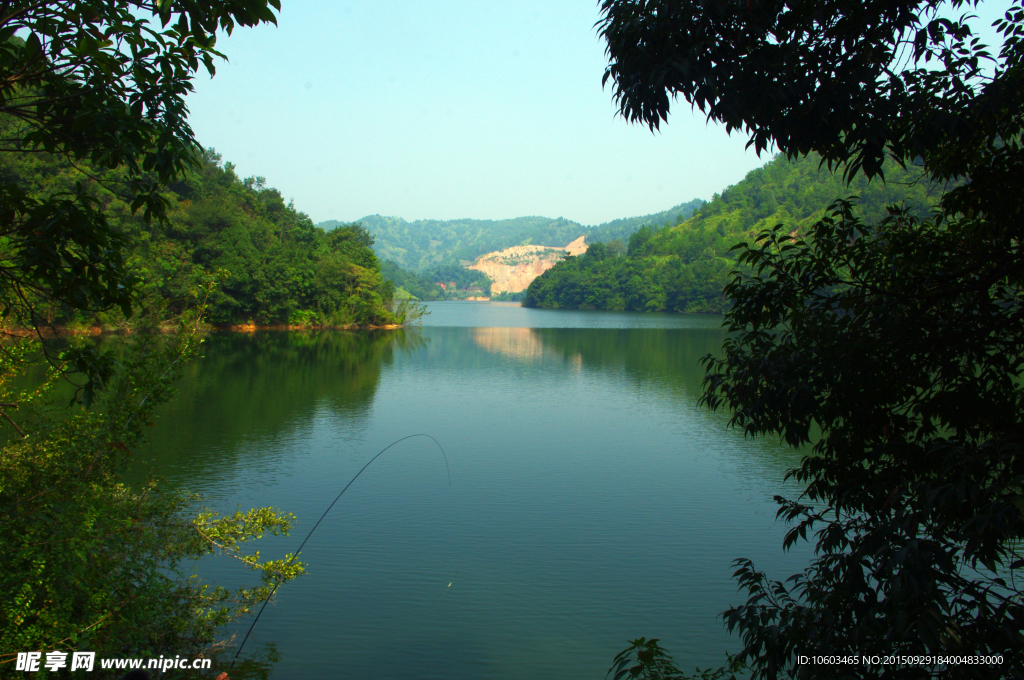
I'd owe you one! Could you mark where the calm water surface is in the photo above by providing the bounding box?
[139,302,809,679]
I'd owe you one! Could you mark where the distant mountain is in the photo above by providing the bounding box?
[315,199,705,272]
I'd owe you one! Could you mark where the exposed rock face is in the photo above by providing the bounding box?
[563,235,587,256]
[468,236,588,294]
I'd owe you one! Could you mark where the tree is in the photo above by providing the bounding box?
[0,314,304,669]
[0,0,280,400]
[599,0,1023,678]
[0,0,306,669]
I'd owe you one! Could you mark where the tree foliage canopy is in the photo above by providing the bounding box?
[0,0,282,401]
[0,136,407,331]
[600,0,1024,678]
[0,1,320,670]
[599,0,1022,181]
[0,319,305,671]
[0,0,281,324]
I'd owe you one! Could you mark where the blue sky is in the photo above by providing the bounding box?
[184,0,1010,226]
[185,0,768,226]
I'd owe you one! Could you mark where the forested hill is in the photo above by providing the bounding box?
[316,198,705,272]
[587,198,707,244]
[524,153,947,313]
[0,133,405,327]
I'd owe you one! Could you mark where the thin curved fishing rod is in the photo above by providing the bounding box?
[231,434,450,667]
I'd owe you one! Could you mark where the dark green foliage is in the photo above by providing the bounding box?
[706,199,1023,678]
[0,0,314,668]
[0,322,304,665]
[525,153,942,313]
[0,0,409,404]
[0,0,281,397]
[609,638,741,680]
[524,245,732,313]
[598,0,1009,181]
[609,638,686,680]
[167,154,398,326]
[600,0,1024,677]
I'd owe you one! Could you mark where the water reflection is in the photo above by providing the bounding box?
[533,327,723,403]
[135,329,421,484]
[467,327,722,396]
[133,312,809,680]
[463,325,801,473]
[471,327,582,370]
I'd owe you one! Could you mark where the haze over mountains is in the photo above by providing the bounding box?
[315,199,705,272]
[315,148,948,306]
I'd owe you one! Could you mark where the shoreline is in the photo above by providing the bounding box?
[214,323,402,332]
[1,322,405,337]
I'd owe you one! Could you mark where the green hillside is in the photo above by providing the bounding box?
[0,120,406,328]
[316,199,704,272]
[585,198,706,244]
[380,260,493,301]
[380,261,446,301]
[524,153,947,313]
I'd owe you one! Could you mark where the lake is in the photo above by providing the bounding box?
[138,301,810,679]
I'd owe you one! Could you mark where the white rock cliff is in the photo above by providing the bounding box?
[468,236,588,295]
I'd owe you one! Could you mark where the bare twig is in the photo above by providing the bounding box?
[0,405,25,437]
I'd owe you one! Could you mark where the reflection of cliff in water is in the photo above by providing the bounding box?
[470,327,582,370]
[135,330,420,483]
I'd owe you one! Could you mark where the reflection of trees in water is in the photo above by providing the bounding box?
[137,330,419,482]
[498,327,805,471]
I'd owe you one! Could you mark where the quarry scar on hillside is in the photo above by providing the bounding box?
[468,236,588,295]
